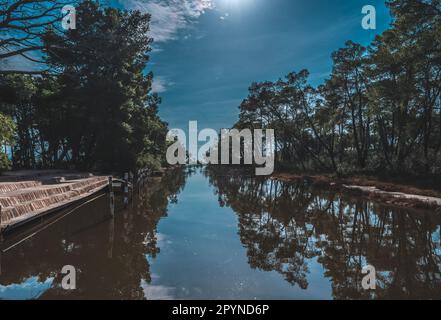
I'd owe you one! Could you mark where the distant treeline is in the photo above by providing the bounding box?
[0,1,168,173]
[235,0,441,176]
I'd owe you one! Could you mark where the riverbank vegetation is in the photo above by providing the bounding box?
[0,112,15,172]
[234,0,441,179]
[0,1,168,173]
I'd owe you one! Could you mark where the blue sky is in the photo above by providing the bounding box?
[114,0,392,132]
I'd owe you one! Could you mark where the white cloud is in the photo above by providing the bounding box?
[220,12,229,20]
[152,76,172,93]
[120,0,214,43]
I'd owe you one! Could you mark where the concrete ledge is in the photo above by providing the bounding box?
[0,173,110,230]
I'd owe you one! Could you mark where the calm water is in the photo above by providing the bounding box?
[0,167,440,300]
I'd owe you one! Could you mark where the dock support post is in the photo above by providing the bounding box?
[138,170,142,196]
[0,205,3,276]
[129,172,134,207]
[123,172,129,207]
[108,177,114,217]
[108,214,115,259]
[0,204,3,242]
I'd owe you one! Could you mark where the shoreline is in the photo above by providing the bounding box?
[272,173,441,212]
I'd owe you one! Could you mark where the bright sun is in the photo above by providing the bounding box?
[219,0,251,9]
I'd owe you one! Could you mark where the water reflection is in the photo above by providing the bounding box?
[1,167,440,300]
[205,168,441,299]
[0,168,188,300]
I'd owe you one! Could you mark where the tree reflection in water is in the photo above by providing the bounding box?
[205,168,441,299]
[1,167,440,300]
[0,168,189,300]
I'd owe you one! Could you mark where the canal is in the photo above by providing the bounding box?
[0,167,440,299]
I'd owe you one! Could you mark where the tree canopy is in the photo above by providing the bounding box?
[0,1,168,173]
[235,0,441,176]
[0,0,74,74]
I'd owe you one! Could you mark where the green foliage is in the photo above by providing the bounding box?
[0,153,11,172]
[0,112,15,172]
[0,112,15,144]
[0,74,39,168]
[0,1,169,173]
[235,0,441,176]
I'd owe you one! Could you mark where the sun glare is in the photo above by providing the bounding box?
[218,0,253,10]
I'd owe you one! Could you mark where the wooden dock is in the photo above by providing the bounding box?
[0,171,110,232]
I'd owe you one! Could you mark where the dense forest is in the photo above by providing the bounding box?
[0,1,168,173]
[235,0,441,176]
[1,0,440,178]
